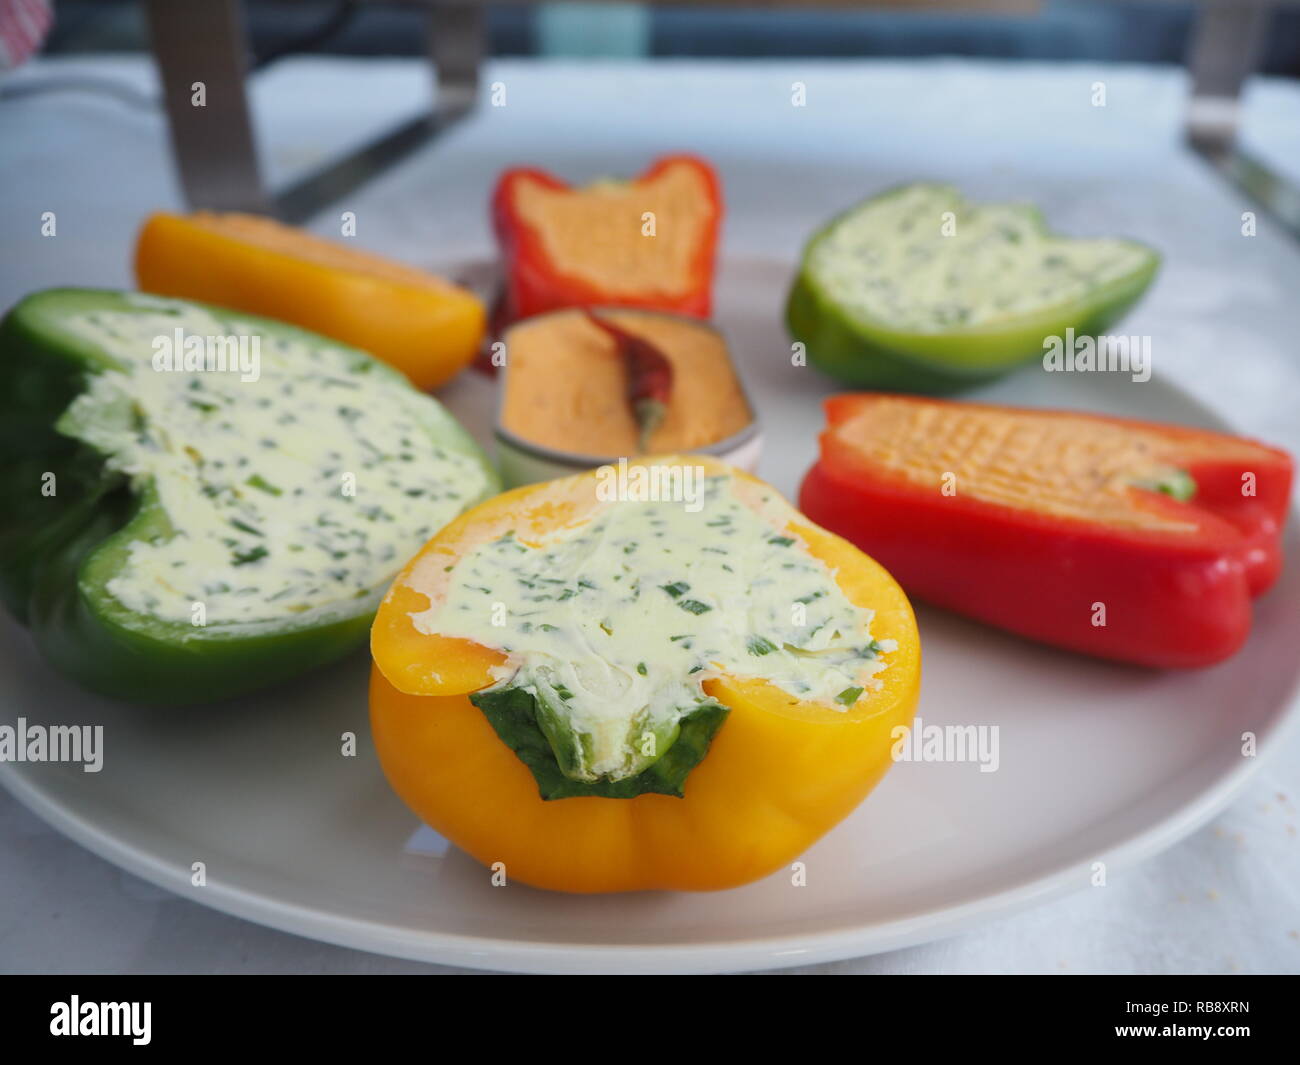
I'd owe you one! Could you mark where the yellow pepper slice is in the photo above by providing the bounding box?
[135,212,485,391]
[370,458,920,893]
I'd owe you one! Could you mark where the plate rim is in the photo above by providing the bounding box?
[3,692,1297,973]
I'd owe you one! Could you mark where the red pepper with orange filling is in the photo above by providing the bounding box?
[799,394,1292,668]
[491,155,723,323]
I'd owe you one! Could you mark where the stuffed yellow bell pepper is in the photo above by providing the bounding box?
[370,457,920,893]
[135,212,484,390]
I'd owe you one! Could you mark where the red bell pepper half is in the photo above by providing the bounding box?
[800,394,1292,668]
[491,154,723,323]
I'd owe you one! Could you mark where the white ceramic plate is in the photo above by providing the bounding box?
[2,259,1297,974]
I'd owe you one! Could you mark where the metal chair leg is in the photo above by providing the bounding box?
[146,0,485,224]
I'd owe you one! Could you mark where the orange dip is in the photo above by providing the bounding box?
[501,309,752,456]
[831,397,1265,532]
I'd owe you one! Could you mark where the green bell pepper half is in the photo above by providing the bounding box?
[0,288,499,705]
[786,184,1160,393]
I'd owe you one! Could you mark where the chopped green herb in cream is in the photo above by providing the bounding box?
[807,184,1152,333]
[58,298,492,624]
[411,474,895,783]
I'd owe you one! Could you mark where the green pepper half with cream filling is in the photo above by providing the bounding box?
[786,183,1159,393]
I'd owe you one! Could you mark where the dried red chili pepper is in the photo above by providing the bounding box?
[585,311,674,453]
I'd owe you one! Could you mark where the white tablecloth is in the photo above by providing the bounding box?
[1,55,1298,974]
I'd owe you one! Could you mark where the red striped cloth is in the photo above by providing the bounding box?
[0,0,52,71]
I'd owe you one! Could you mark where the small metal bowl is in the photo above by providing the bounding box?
[493,308,762,488]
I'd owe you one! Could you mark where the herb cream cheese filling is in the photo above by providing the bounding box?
[417,473,894,782]
[58,297,492,625]
[808,184,1152,333]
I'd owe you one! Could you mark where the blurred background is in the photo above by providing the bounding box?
[6,0,1296,233]
[31,0,1300,70]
